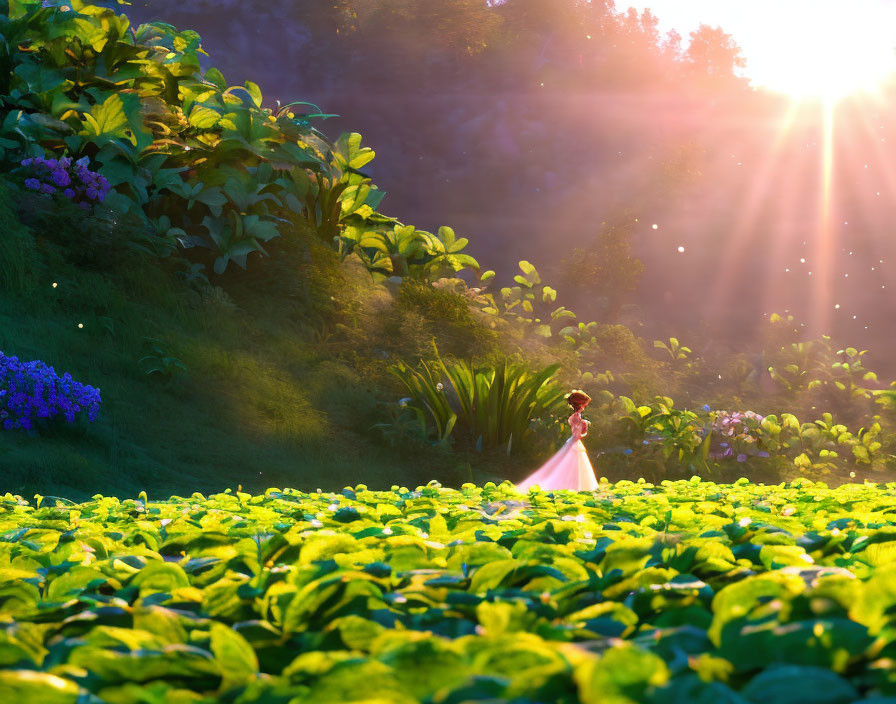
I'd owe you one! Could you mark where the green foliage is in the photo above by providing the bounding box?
[387,344,566,454]
[388,279,497,359]
[654,337,692,363]
[1,479,896,702]
[615,395,710,469]
[476,260,575,339]
[0,0,480,281]
[562,214,645,320]
[340,222,481,281]
[138,337,187,381]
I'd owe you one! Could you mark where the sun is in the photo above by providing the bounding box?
[745,3,896,102]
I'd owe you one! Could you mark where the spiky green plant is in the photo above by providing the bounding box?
[388,344,565,454]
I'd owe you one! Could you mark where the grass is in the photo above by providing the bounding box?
[0,179,475,499]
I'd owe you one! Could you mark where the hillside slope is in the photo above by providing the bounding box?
[0,179,489,499]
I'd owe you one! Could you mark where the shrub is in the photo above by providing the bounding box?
[0,352,101,431]
[387,344,566,454]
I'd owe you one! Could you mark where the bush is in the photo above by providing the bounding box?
[386,344,566,454]
[387,279,498,359]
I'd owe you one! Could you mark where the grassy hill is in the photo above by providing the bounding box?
[0,178,503,499]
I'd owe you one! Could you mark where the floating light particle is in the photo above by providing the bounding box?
[835,304,840,309]
[78,323,84,328]
[808,271,813,275]
[586,34,591,39]
[845,274,849,277]
[800,258,806,263]
[853,315,857,319]
[652,223,659,230]
[677,246,685,253]
[785,268,790,272]
[52,282,57,288]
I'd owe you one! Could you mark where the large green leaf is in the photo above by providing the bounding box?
[740,665,857,704]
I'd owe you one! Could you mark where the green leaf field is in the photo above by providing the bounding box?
[3,479,896,703]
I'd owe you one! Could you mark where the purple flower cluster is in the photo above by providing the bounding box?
[709,410,771,461]
[20,155,111,210]
[0,352,101,431]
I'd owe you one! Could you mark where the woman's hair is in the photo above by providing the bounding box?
[566,389,591,412]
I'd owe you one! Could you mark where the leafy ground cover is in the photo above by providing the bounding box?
[3,480,896,703]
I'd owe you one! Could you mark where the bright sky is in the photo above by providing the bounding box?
[625,1,896,98]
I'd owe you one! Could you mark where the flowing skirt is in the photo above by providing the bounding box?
[515,437,599,492]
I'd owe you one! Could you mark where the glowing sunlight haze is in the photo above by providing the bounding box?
[628,1,896,101]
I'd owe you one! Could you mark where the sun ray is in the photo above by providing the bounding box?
[806,100,837,337]
[703,101,800,322]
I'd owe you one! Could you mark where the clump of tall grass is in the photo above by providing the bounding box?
[388,344,566,454]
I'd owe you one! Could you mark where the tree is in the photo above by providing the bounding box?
[685,24,747,87]
[561,211,644,321]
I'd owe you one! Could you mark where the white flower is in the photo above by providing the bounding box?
[738,517,752,527]
[382,527,393,535]
[436,383,444,391]
[310,519,323,528]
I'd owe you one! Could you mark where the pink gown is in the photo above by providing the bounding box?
[516,411,599,492]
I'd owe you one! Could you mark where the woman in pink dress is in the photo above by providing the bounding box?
[516,390,599,492]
